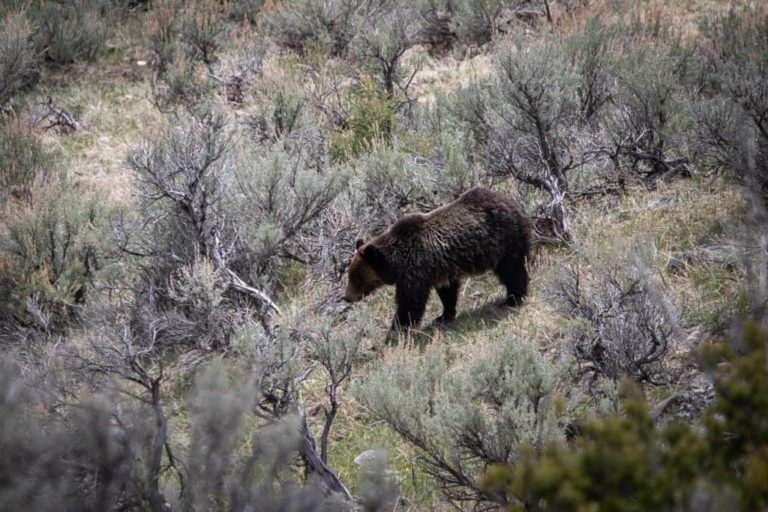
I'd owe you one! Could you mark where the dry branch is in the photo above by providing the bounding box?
[210,230,281,316]
[31,96,81,133]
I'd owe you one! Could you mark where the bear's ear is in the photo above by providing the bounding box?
[355,238,365,250]
[361,244,396,283]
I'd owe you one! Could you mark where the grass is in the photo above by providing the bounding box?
[34,75,161,204]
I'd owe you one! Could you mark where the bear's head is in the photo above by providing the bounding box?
[343,238,395,302]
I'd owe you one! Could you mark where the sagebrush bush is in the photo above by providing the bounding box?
[565,16,617,121]
[690,95,745,176]
[183,361,258,510]
[704,6,768,137]
[151,53,213,111]
[31,0,111,65]
[485,324,768,512]
[0,180,100,332]
[0,358,138,511]
[163,256,236,350]
[433,81,493,148]
[700,6,768,199]
[356,336,567,506]
[146,0,180,74]
[608,43,690,172]
[467,37,581,242]
[350,9,417,96]
[490,38,579,189]
[350,143,473,222]
[268,0,367,57]
[414,0,457,53]
[0,350,355,511]
[231,138,348,288]
[451,0,504,47]
[180,0,225,66]
[549,240,681,386]
[0,121,51,203]
[146,0,219,110]
[218,23,266,103]
[248,81,307,142]
[124,112,346,344]
[0,11,38,106]
[228,0,265,24]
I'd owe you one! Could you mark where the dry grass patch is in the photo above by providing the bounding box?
[557,0,753,40]
[26,68,161,204]
[571,181,744,257]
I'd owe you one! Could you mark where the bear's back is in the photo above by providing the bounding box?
[388,187,529,279]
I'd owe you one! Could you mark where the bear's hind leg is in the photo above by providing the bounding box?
[495,254,528,306]
[392,285,430,331]
[435,280,460,323]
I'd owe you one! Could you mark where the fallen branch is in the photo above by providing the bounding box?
[526,175,573,245]
[299,413,353,500]
[210,230,281,317]
[35,96,81,133]
[624,149,694,182]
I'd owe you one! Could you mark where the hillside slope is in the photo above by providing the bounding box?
[1,1,766,510]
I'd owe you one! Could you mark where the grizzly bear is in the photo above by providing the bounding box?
[343,187,532,330]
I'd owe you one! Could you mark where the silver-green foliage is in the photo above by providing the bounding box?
[549,241,681,385]
[0,122,50,201]
[0,180,100,331]
[699,7,768,195]
[184,362,351,510]
[184,361,256,511]
[490,38,580,188]
[356,338,564,506]
[611,44,688,157]
[349,144,475,229]
[228,0,265,24]
[126,113,347,345]
[0,359,137,511]
[704,7,768,143]
[0,351,350,511]
[0,12,38,106]
[565,16,617,120]
[350,8,418,96]
[268,0,371,57]
[31,0,111,65]
[128,114,231,263]
[451,0,504,47]
[232,139,349,284]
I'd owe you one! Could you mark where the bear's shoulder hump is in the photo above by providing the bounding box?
[391,214,425,237]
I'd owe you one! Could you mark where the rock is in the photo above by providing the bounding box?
[354,450,382,467]
[658,373,715,423]
[667,245,737,273]
[647,196,678,210]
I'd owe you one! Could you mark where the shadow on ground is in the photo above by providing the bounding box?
[381,298,525,350]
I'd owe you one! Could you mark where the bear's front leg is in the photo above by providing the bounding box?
[392,284,430,331]
[435,280,460,323]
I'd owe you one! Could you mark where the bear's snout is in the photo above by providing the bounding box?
[342,288,362,303]
[342,285,374,303]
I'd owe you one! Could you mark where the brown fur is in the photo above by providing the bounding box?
[343,187,532,331]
